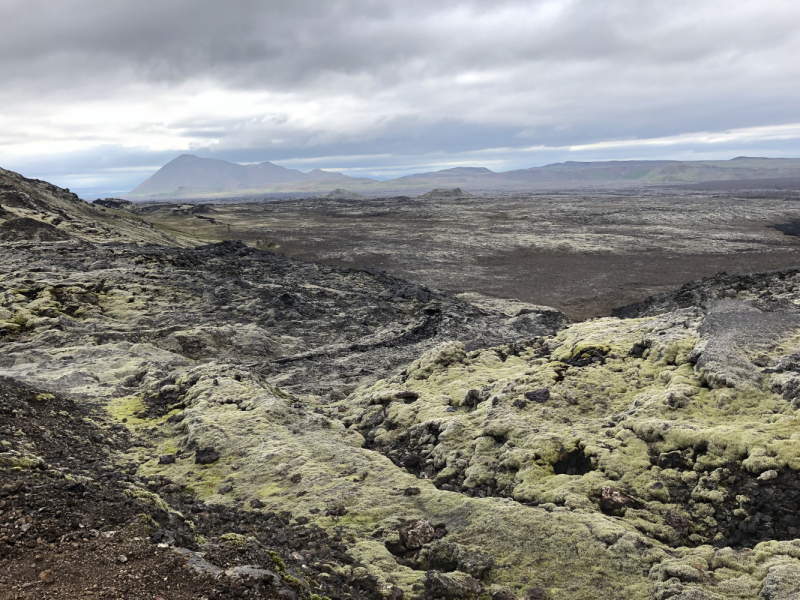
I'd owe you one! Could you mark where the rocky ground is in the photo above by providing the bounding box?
[4,167,800,599]
[123,187,800,320]
[0,376,399,600]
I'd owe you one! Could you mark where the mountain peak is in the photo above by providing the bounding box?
[171,154,202,162]
[437,167,494,175]
[127,156,800,199]
[128,155,355,197]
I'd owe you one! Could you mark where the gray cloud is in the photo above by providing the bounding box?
[0,0,799,195]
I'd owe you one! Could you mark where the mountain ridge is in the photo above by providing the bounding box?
[129,154,357,197]
[125,154,800,199]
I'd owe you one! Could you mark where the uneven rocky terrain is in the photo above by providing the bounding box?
[129,187,800,320]
[4,166,800,599]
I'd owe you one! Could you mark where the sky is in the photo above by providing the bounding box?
[1,0,799,197]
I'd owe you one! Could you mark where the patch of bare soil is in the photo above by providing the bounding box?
[471,249,800,321]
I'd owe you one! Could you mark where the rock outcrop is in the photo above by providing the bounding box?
[0,166,185,245]
[92,198,136,211]
[418,188,474,198]
[321,188,368,200]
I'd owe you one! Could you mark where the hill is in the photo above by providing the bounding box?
[320,188,368,200]
[418,187,474,198]
[0,166,184,245]
[128,154,360,199]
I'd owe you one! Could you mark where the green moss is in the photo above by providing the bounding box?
[0,453,45,470]
[123,488,184,517]
[270,551,287,572]
[128,513,161,535]
[337,512,382,529]
[256,482,285,498]
[106,395,149,427]
[161,441,179,455]
[107,306,800,599]
[270,551,305,587]
[282,574,304,588]
[655,337,698,366]
[219,532,249,547]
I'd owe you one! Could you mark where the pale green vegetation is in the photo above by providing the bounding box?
[5,253,800,597]
[120,300,800,598]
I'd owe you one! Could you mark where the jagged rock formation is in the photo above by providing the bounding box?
[321,189,368,200]
[0,217,72,242]
[4,166,800,599]
[0,240,566,399]
[418,188,473,198]
[0,167,185,245]
[92,198,136,211]
[612,268,800,319]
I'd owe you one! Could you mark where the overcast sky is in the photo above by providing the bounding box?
[1,0,799,196]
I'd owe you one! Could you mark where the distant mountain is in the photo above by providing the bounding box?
[489,158,800,185]
[127,154,359,198]
[401,158,800,189]
[126,155,800,199]
[398,167,494,181]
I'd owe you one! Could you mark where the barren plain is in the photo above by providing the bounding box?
[133,187,800,320]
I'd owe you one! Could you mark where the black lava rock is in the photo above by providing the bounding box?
[524,389,550,403]
[195,447,220,465]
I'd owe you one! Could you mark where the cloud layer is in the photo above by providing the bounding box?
[1,0,799,195]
